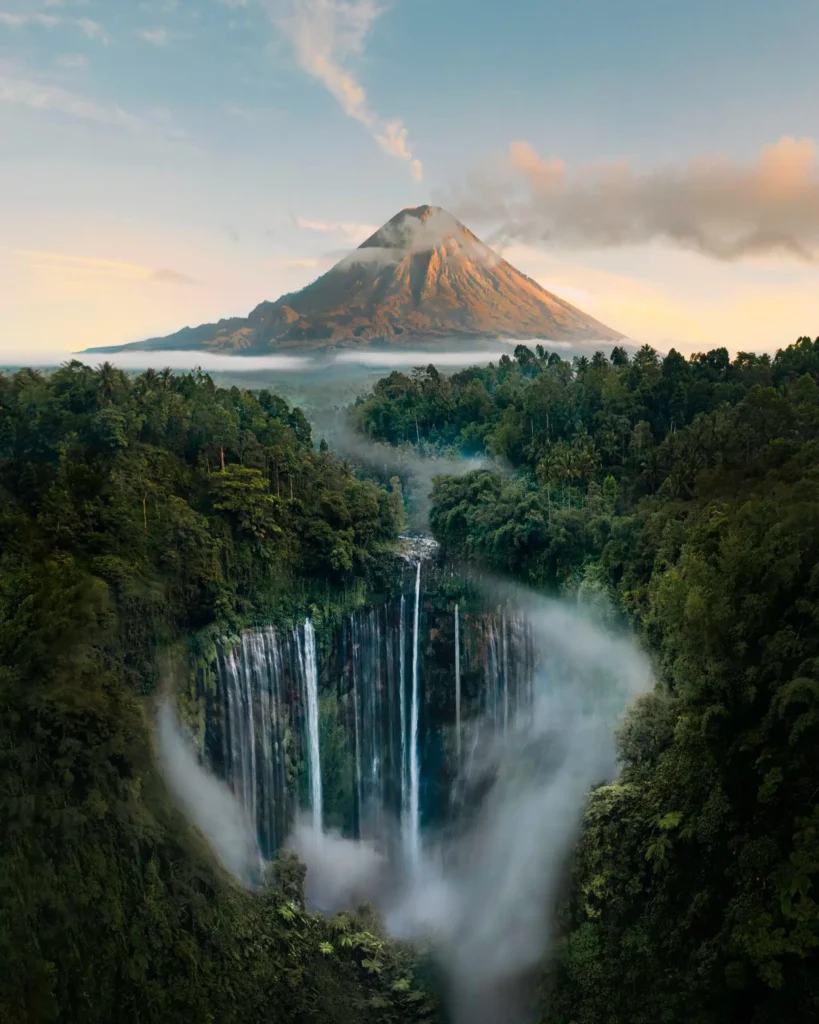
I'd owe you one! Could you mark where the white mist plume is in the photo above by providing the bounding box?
[156,700,261,886]
[290,586,653,1024]
[323,420,498,528]
[288,816,390,913]
[334,207,504,270]
[71,351,313,372]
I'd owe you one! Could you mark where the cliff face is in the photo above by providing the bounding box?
[85,205,623,354]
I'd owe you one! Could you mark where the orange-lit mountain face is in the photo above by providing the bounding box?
[87,206,623,354]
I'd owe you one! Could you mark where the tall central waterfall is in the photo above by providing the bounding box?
[205,561,537,861]
[300,618,322,832]
[407,560,422,871]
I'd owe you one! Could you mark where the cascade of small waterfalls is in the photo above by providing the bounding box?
[204,562,538,862]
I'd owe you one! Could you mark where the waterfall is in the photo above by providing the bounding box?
[351,616,363,834]
[207,576,539,862]
[407,560,422,871]
[485,616,500,727]
[219,627,290,857]
[455,603,461,763]
[502,606,509,735]
[352,609,390,839]
[399,595,407,822]
[300,618,322,832]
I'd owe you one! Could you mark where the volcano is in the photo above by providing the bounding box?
[84,206,623,354]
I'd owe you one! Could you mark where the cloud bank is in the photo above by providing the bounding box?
[443,136,819,262]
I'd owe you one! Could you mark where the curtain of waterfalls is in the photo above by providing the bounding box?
[209,591,537,861]
[218,626,297,858]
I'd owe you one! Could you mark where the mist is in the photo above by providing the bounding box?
[290,584,654,1024]
[442,136,819,262]
[318,418,499,528]
[155,700,261,886]
[288,819,391,913]
[0,343,558,373]
[334,207,503,269]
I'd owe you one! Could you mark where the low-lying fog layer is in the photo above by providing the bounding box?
[80,343,571,372]
[2,339,580,372]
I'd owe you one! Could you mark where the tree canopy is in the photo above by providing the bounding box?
[407,338,819,1023]
[0,362,437,1024]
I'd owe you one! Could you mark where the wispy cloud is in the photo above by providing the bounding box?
[444,136,819,263]
[281,257,320,268]
[14,250,197,286]
[0,75,181,136]
[222,102,284,124]
[236,0,422,179]
[0,12,110,42]
[77,18,109,44]
[138,27,169,46]
[0,11,61,28]
[55,53,89,70]
[151,267,197,285]
[295,215,378,244]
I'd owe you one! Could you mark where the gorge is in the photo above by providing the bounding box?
[163,540,655,1022]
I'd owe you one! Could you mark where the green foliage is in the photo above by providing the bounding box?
[407,338,819,1022]
[0,363,433,1023]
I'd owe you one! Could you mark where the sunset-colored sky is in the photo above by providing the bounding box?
[1,0,818,361]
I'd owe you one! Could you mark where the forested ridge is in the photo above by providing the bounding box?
[0,362,437,1024]
[355,336,819,1022]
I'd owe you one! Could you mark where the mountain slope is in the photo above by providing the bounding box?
[85,206,623,354]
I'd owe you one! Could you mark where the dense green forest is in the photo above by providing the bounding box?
[355,337,819,1022]
[4,337,819,1024]
[0,362,437,1023]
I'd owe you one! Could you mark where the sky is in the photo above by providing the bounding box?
[1,0,818,361]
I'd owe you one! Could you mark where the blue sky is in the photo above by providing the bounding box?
[1,0,818,356]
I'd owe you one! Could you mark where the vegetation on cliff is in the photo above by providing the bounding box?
[0,362,437,1023]
[354,337,819,1022]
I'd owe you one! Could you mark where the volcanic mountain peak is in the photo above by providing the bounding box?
[83,205,624,355]
[358,205,470,250]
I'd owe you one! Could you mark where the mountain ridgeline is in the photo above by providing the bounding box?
[83,206,622,356]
